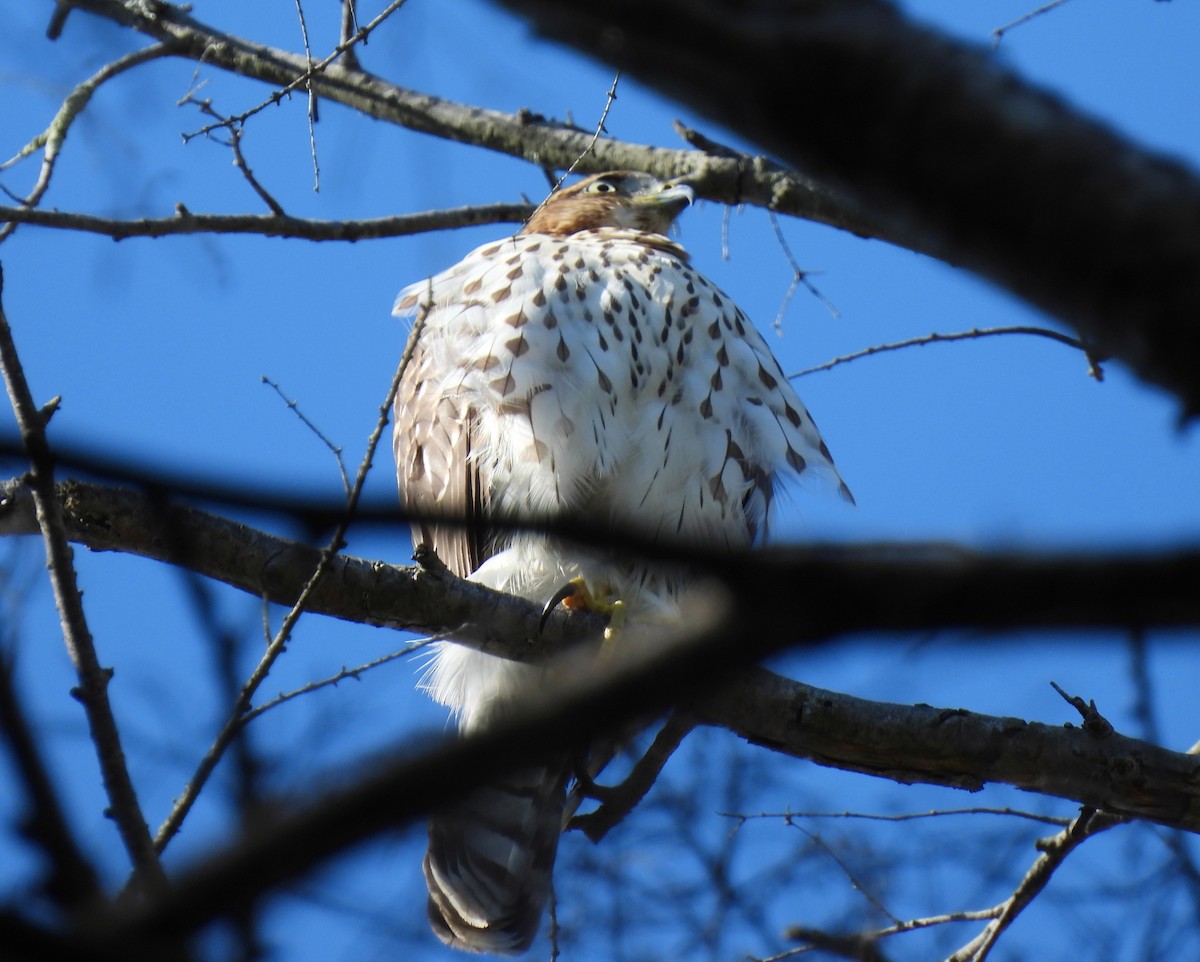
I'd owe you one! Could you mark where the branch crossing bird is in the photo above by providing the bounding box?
[392,170,850,954]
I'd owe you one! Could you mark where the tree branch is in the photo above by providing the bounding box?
[51,0,904,247]
[0,42,174,244]
[0,653,100,911]
[4,475,1200,648]
[697,668,1200,831]
[0,274,165,891]
[0,202,531,241]
[790,326,1103,381]
[944,808,1111,962]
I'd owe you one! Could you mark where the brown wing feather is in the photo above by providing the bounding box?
[393,346,491,579]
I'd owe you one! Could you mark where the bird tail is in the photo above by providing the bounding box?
[424,760,569,955]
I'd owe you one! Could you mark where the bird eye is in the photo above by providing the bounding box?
[589,180,616,194]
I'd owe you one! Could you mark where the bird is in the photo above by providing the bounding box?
[392,170,850,954]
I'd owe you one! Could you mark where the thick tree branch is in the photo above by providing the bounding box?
[492,0,1200,415]
[51,0,900,246]
[49,0,1200,414]
[4,476,1200,648]
[699,668,1199,830]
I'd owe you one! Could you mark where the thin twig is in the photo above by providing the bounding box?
[526,72,623,226]
[992,0,1074,48]
[261,376,349,496]
[726,807,1070,828]
[241,642,434,725]
[0,268,166,892]
[799,825,901,925]
[790,326,1100,379]
[944,807,1102,962]
[151,303,429,856]
[179,93,287,215]
[0,43,173,244]
[339,0,361,70]
[562,71,621,184]
[185,0,412,140]
[775,905,1004,962]
[291,0,321,191]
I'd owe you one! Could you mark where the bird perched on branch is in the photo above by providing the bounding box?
[392,170,849,954]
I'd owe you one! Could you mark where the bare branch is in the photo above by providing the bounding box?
[570,711,697,842]
[151,305,422,855]
[178,93,288,215]
[0,42,174,243]
[727,807,1071,828]
[790,326,1101,379]
[261,376,350,496]
[0,201,531,241]
[992,0,1075,48]
[0,272,165,891]
[0,653,100,910]
[4,475,1200,647]
[338,0,361,70]
[241,643,429,724]
[289,0,320,190]
[53,0,898,246]
[2,476,1200,833]
[945,808,1108,962]
[767,211,840,333]
[181,0,413,140]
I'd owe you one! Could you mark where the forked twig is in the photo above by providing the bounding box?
[151,302,430,856]
[768,211,840,332]
[185,0,412,140]
[261,376,349,496]
[0,43,173,244]
[944,807,1107,962]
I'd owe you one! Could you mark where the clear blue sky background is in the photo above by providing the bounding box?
[1,2,1198,960]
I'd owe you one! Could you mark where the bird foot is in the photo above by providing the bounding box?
[540,576,626,647]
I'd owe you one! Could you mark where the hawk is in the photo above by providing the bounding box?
[393,171,849,954]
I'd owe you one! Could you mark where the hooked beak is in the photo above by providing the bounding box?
[653,181,695,211]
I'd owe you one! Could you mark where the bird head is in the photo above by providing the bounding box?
[521,171,695,237]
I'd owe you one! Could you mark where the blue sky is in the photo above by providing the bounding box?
[1,1,1198,960]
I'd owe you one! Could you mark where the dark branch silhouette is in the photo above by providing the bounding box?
[492,0,1200,415]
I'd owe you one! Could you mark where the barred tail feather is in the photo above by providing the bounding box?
[424,762,568,955]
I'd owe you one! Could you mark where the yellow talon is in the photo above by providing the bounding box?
[540,576,625,651]
[601,599,626,654]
